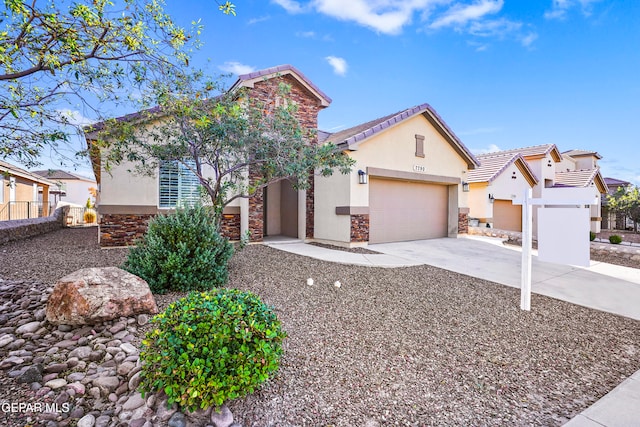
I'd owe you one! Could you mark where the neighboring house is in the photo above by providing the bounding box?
[602,177,632,230]
[0,160,55,221]
[468,144,607,234]
[466,153,538,231]
[32,169,97,207]
[86,64,480,247]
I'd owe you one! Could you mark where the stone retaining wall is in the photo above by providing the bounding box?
[0,206,68,246]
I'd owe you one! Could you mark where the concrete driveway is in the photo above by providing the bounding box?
[370,235,640,321]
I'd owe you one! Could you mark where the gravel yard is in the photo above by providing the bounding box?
[1,227,640,426]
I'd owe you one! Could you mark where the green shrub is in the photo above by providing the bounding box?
[123,205,233,294]
[139,288,287,412]
[609,234,623,244]
[590,231,596,241]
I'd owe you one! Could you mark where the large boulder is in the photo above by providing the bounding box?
[46,267,158,325]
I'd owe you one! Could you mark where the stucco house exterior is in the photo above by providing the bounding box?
[466,153,538,231]
[468,144,607,234]
[32,169,97,206]
[85,64,480,247]
[0,160,55,221]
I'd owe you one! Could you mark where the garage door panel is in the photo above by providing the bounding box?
[493,199,521,232]
[369,178,448,243]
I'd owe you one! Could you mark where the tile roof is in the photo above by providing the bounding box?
[562,149,603,159]
[604,177,630,187]
[32,169,95,182]
[482,144,562,161]
[467,152,538,185]
[322,104,480,168]
[554,168,608,193]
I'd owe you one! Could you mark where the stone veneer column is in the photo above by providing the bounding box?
[350,214,370,242]
[246,75,321,242]
[458,208,470,234]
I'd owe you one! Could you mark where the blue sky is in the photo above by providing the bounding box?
[36,0,640,185]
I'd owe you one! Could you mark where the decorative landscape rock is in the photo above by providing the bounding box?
[46,267,158,325]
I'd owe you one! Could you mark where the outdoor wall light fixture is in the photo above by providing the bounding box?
[462,181,470,192]
[488,193,495,203]
[358,169,368,184]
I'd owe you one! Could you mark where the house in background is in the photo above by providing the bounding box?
[602,177,632,230]
[468,144,607,234]
[0,160,55,221]
[86,64,480,247]
[466,153,538,231]
[32,169,97,207]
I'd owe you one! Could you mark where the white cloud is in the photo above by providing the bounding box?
[57,109,94,127]
[325,56,348,76]
[472,143,503,154]
[218,61,256,75]
[430,0,504,30]
[272,0,305,14]
[544,0,602,20]
[468,18,521,38]
[247,15,270,25]
[520,32,538,47]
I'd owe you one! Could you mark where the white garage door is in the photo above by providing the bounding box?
[369,178,449,244]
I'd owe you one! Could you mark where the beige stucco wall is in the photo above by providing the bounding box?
[100,159,158,207]
[61,178,96,206]
[468,182,490,220]
[314,171,351,242]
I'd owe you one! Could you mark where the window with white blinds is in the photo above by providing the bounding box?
[159,160,200,208]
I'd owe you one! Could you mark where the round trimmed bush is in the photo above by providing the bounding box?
[123,205,233,294]
[139,289,287,411]
[609,234,623,244]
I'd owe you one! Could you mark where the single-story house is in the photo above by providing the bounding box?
[466,152,538,231]
[32,169,97,206]
[0,160,55,221]
[85,64,480,247]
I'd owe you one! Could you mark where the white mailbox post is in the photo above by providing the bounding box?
[513,188,599,311]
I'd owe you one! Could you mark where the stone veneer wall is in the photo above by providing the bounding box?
[458,211,469,234]
[0,206,68,246]
[99,214,154,247]
[247,75,321,241]
[220,213,241,241]
[350,214,370,242]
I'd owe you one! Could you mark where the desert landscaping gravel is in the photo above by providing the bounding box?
[1,227,640,426]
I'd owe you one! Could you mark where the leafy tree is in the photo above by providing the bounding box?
[0,0,235,167]
[607,184,640,232]
[90,69,354,226]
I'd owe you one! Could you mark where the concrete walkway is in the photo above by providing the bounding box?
[265,236,640,427]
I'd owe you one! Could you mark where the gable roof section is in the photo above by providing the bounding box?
[468,153,538,187]
[604,177,630,189]
[324,104,480,169]
[554,168,608,194]
[562,149,603,159]
[0,160,56,186]
[32,169,96,182]
[485,144,562,163]
[231,64,332,108]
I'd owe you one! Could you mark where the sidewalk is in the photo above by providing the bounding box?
[265,236,640,427]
